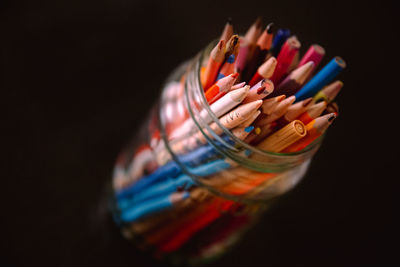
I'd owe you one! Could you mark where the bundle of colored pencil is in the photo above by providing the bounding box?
[112,17,346,263]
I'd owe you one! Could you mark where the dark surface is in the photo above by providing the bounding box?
[2,0,397,266]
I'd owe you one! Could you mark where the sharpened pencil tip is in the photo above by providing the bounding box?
[305,61,315,67]
[254,100,263,108]
[218,39,225,49]
[227,17,233,25]
[302,98,313,107]
[276,95,286,102]
[286,95,296,103]
[328,113,336,122]
[231,72,239,79]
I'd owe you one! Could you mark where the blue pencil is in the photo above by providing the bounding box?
[116,136,235,200]
[120,191,190,223]
[271,28,291,56]
[118,158,232,209]
[116,160,181,200]
[295,57,346,102]
[118,174,194,210]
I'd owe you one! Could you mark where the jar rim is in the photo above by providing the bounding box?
[185,40,322,163]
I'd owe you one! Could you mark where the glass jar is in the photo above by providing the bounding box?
[110,41,321,265]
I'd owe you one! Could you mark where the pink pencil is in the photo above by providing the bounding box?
[298,44,325,76]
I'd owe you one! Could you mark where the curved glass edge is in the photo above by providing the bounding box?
[185,42,322,172]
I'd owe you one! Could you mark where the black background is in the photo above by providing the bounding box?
[2,0,397,266]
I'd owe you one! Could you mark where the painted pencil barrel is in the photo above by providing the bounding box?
[295,57,346,101]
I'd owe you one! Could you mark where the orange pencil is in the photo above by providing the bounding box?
[297,101,327,124]
[248,57,277,87]
[217,35,240,80]
[202,40,226,90]
[205,73,238,103]
[261,95,286,115]
[276,98,313,126]
[283,113,336,152]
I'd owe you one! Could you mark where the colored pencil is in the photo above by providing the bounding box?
[256,120,307,152]
[202,40,226,90]
[270,35,301,84]
[295,57,346,101]
[171,81,245,140]
[230,81,246,90]
[248,57,277,87]
[242,79,274,103]
[217,35,240,80]
[121,191,190,223]
[312,80,343,104]
[243,23,274,81]
[297,101,327,124]
[283,113,336,152]
[276,97,313,126]
[256,95,296,126]
[297,44,325,75]
[269,61,314,97]
[113,18,346,259]
[205,72,239,103]
[238,110,261,127]
[270,28,291,56]
[261,95,286,115]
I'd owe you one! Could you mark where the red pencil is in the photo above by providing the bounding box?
[270,36,301,84]
[248,57,277,87]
